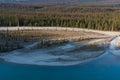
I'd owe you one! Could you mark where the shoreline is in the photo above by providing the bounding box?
[0,26,119,36]
[0,37,114,66]
[0,38,110,66]
[0,27,110,52]
[0,49,106,67]
[0,27,118,66]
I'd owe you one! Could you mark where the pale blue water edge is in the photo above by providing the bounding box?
[0,52,120,80]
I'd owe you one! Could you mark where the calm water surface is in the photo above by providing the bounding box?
[0,36,120,80]
[0,52,120,80]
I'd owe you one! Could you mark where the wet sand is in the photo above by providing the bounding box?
[0,38,111,66]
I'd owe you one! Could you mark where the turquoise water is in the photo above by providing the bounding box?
[0,52,120,80]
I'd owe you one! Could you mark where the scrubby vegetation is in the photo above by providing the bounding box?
[0,29,103,52]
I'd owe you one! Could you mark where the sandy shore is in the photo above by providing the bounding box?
[0,27,120,36]
[0,27,111,52]
[0,27,119,66]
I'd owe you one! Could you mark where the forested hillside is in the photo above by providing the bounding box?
[0,3,120,31]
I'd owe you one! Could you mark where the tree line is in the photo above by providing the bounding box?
[0,3,120,31]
